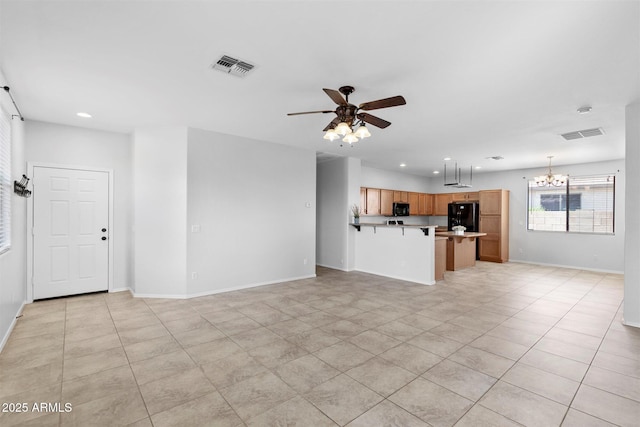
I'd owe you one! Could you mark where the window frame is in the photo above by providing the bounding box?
[527,173,615,235]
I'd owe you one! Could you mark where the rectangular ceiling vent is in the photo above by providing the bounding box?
[561,127,605,141]
[212,55,255,77]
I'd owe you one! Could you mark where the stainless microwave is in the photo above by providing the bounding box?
[392,202,410,217]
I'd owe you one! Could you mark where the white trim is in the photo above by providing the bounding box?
[109,287,131,293]
[622,319,640,328]
[133,274,317,300]
[508,259,624,275]
[316,263,350,272]
[0,301,25,353]
[26,162,115,303]
[353,268,435,286]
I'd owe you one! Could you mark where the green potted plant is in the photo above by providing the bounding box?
[351,204,361,224]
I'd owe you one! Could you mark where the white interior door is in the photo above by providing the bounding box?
[32,166,109,300]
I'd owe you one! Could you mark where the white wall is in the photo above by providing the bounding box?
[186,128,316,296]
[316,156,362,271]
[624,102,640,326]
[133,127,188,297]
[317,157,349,270]
[0,69,26,349]
[427,159,625,273]
[25,120,133,290]
[362,166,429,192]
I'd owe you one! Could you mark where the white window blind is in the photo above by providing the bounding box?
[527,174,615,234]
[0,106,11,254]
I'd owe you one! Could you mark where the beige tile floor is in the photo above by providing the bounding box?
[1,262,639,426]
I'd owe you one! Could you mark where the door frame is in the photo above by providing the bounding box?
[26,162,114,303]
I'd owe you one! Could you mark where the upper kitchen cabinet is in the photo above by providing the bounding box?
[409,192,420,215]
[451,192,479,202]
[380,189,394,216]
[418,193,433,216]
[393,191,408,203]
[434,193,452,216]
[479,189,506,215]
[363,187,381,215]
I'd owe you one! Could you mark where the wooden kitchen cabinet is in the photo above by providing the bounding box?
[408,192,420,215]
[418,193,433,215]
[478,189,509,262]
[393,191,408,202]
[452,192,479,202]
[380,189,394,216]
[364,188,381,215]
[434,236,447,281]
[434,193,452,216]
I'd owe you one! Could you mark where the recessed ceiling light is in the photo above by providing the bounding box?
[433,171,440,174]
[443,157,451,161]
[77,112,92,118]
[475,166,482,169]
[577,106,592,114]
[400,163,406,168]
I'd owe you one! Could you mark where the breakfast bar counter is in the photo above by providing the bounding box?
[350,223,437,285]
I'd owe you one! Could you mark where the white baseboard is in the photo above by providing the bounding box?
[0,301,26,353]
[316,263,351,272]
[133,274,317,300]
[622,319,640,329]
[109,287,131,293]
[353,268,435,286]
[508,259,624,275]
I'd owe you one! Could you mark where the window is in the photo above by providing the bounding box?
[527,174,615,234]
[0,106,10,254]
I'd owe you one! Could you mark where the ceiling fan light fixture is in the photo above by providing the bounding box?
[343,133,359,144]
[335,122,351,136]
[354,124,371,138]
[323,129,339,141]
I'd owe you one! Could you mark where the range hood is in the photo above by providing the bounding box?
[444,163,473,188]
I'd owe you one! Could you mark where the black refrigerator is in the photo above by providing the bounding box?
[447,202,479,232]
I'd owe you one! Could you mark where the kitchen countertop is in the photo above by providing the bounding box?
[435,231,487,238]
[353,223,437,228]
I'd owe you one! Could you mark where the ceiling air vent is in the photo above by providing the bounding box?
[560,127,605,141]
[212,55,255,77]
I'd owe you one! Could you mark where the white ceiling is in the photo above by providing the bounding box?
[1,0,638,176]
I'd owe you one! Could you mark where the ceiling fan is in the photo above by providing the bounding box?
[287,85,406,144]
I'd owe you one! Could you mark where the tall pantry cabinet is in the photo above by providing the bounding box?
[479,189,509,263]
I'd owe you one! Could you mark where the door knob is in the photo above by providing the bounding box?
[101,236,107,241]
[101,228,107,232]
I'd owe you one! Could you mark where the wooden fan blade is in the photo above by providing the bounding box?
[287,110,334,116]
[323,88,348,106]
[359,95,406,111]
[323,117,340,131]
[358,112,391,129]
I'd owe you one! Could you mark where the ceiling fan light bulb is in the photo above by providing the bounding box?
[343,133,359,144]
[335,122,351,136]
[323,129,339,141]
[354,124,371,138]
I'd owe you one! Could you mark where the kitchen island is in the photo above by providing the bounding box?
[435,231,487,271]
[351,223,437,285]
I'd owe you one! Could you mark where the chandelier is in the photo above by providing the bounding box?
[535,156,566,187]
